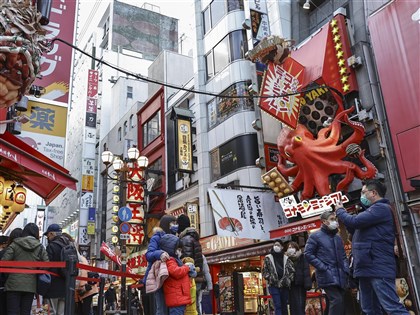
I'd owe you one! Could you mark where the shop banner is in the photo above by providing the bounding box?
[176,119,193,172]
[208,189,288,240]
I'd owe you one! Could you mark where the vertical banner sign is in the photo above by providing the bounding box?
[186,203,199,235]
[248,0,270,43]
[19,100,68,166]
[87,207,96,235]
[126,166,145,246]
[176,119,193,172]
[33,0,77,104]
[86,70,98,129]
[35,209,45,239]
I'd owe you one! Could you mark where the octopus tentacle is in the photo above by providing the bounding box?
[354,150,378,179]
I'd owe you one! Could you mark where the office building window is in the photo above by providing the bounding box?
[208,81,255,129]
[124,121,128,135]
[118,127,122,141]
[130,114,135,128]
[203,0,244,34]
[142,110,161,147]
[205,30,248,80]
[127,86,133,99]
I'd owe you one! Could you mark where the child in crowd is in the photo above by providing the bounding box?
[159,234,195,315]
[182,257,199,315]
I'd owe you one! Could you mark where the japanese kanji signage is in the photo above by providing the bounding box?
[249,0,270,43]
[208,188,288,240]
[19,100,67,166]
[259,59,305,129]
[33,0,76,104]
[279,191,349,219]
[85,70,98,129]
[176,118,193,172]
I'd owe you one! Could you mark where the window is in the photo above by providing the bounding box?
[130,114,135,128]
[148,158,163,189]
[118,127,122,141]
[124,121,128,135]
[142,110,161,147]
[208,81,255,129]
[127,86,133,99]
[206,30,248,80]
[202,0,244,34]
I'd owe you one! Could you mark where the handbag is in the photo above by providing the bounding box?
[36,248,51,296]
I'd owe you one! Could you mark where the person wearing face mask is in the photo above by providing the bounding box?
[286,241,312,315]
[335,180,409,315]
[159,234,195,315]
[304,210,349,315]
[262,240,295,315]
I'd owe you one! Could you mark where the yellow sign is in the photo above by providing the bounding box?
[22,100,67,137]
[87,222,95,235]
[177,119,193,171]
[82,175,94,191]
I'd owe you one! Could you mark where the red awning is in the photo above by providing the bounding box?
[269,217,321,239]
[0,132,77,204]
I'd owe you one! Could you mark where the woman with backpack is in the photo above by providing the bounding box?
[1,223,49,315]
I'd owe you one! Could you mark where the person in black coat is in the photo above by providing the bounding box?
[286,241,312,315]
[0,235,10,315]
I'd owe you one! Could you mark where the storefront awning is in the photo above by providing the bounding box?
[269,217,321,239]
[0,132,77,205]
[205,242,273,264]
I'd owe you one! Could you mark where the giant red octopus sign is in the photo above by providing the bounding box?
[252,15,376,200]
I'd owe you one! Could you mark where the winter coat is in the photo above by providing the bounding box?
[162,257,192,308]
[202,255,213,291]
[75,255,98,302]
[336,198,396,278]
[185,278,197,315]
[145,260,169,293]
[1,236,49,293]
[263,252,295,288]
[179,227,203,281]
[289,253,312,290]
[143,229,166,285]
[44,234,71,298]
[304,225,349,289]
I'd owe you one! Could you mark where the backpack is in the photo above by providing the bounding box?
[56,238,78,277]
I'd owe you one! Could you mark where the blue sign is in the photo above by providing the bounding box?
[118,207,132,222]
[120,222,131,234]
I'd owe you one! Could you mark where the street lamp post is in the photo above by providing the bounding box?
[101,146,147,311]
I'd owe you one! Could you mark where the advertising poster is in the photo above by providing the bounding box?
[219,275,234,313]
[208,189,288,240]
[19,100,67,166]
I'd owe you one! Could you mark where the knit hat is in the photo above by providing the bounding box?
[177,214,191,235]
[0,235,9,245]
[159,215,176,234]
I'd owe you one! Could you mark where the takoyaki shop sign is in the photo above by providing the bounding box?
[208,188,288,240]
[279,191,349,219]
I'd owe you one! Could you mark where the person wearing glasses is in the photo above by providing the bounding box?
[335,179,408,315]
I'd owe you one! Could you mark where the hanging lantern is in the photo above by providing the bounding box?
[0,176,5,202]
[11,185,26,213]
[1,180,15,207]
[2,206,12,216]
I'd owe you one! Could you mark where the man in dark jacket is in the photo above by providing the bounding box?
[0,235,9,315]
[177,214,204,315]
[304,210,349,315]
[44,223,71,315]
[335,180,409,315]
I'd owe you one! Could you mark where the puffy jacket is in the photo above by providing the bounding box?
[336,198,396,278]
[143,229,166,285]
[145,260,169,294]
[1,236,49,293]
[263,253,295,288]
[163,257,191,307]
[179,227,203,281]
[290,253,312,290]
[304,226,349,289]
[75,255,98,302]
[44,234,71,298]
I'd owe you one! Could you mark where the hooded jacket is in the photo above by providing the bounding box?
[304,225,349,289]
[263,250,295,288]
[179,227,203,281]
[159,234,191,307]
[142,228,166,285]
[1,236,49,293]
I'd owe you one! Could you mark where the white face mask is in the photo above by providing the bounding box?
[328,221,339,230]
[176,249,182,258]
[286,248,296,256]
[273,245,282,253]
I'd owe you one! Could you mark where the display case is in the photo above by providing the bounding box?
[242,272,263,313]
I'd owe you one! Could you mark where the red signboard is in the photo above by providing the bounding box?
[33,0,76,104]
[368,1,420,192]
[270,217,321,238]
